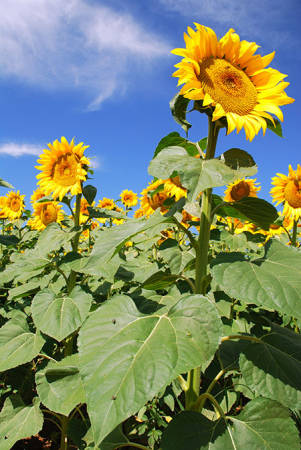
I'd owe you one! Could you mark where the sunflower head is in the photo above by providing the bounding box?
[120,190,138,207]
[164,176,187,201]
[140,180,169,216]
[0,196,8,219]
[3,191,25,220]
[98,197,115,210]
[29,201,64,230]
[224,178,260,202]
[172,24,294,140]
[270,165,301,220]
[36,137,90,201]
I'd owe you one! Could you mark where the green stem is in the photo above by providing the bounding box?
[221,334,262,344]
[193,393,226,419]
[59,415,68,450]
[185,118,220,410]
[67,193,82,294]
[291,219,298,247]
[197,369,226,413]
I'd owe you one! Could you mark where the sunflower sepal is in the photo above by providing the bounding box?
[169,93,192,135]
[266,118,283,138]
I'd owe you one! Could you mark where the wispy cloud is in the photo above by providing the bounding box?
[0,0,170,109]
[159,0,298,49]
[0,142,42,157]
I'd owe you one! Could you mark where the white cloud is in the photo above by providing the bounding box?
[0,142,42,157]
[159,0,297,48]
[0,0,170,108]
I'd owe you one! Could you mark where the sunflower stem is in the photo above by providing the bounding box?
[291,219,298,247]
[185,118,220,410]
[67,193,82,294]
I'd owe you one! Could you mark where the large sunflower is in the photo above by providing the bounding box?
[36,137,90,201]
[28,202,64,230]
[224,178,260,202]
[172,24,294,141]
[3,191,25,220]
[140,179,169,217]
[270,165,301,220]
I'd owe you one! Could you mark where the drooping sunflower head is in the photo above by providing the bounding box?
[224,178,260,202]
[140,179,169,217]
[28,201,64,230]
[270,165,301,220]
[172,24,294,141]
[36,137,90,201]
[0,196,8,219]
[164,176,187,201]
[120,190,138,208]
[3,191,25,220]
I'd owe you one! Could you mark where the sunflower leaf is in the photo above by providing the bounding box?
[170,93,192,135]
[0,177,13,189]
[83,185,97,204]
[153,132,199,158]
[220,148,256,169]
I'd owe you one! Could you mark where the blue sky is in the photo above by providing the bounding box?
[0,0,300,209]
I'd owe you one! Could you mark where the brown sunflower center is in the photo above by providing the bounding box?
[230,181,250,201]
[41,204,58,226]
[149,192,168,210]
[284,180,301,208]
[52,153,79,187]
[198,58,257,115]
[10,197,21,212]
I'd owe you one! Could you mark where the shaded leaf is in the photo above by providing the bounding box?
[31,286,92,341]
[266,118,283,137]
[170,93,191,134]
[211,240,301,318]
[35,354,85,415]
[83,185,97,204]
[0,395,43,450]
[154,132,198,158]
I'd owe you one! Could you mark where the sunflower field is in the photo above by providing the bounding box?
[1,24,301,450]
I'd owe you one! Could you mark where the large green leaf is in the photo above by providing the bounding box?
[211,240,301,319]
[148,147,257,201]
[0,312,45,372]
[154,132,199,158]
[0,395,43,450]
[213,195,278,230]
[31,286,92,341]
[161,398,299,449]
[81,211,175,276]
[78,293,222,445]
[239,323,301,409]
[35,354,85,416]
[83,425,130,450]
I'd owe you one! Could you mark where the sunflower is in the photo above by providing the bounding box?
[98,197,115,210]
[270,165,301,220]
[0,196,8,219]
[224,178,260,202]
[31,187,47,205]
[36,137,90,201]
[120,190,138,207]
[134,208,144,219]
[112,206,125,226]
[172,24,294,141]
[28,201,64,230]
[140,179,169,217]
[164,176,187,201]
[181,209,199,228]
[3,191,25,220]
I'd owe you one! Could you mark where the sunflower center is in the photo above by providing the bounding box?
[52,153,79,187]
[230,181,250,201]
[41,204,58,226]
[10,198,21,212]
[284,180,301,208]
[149,192,168,210]
[198,58,257,115]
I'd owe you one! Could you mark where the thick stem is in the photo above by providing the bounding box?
[59,415,68,450]
[185,118,220,410]
[67,193,82,294]
[291,219,298,247]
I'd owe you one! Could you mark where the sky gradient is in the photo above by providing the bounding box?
[0,0,299,209]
